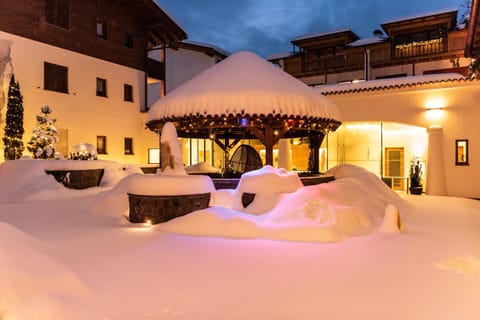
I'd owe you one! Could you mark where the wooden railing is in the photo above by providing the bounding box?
[393,38,448,59]
[147,58,165,81]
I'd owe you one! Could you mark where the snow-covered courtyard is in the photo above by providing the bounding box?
[1,159,480,319]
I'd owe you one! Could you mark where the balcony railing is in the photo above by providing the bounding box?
[300,52,365,74]
[147,58,165,81]
[393,38,447,59]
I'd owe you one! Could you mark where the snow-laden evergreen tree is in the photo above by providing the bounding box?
[27,105,59,159]
[2,74,24,160]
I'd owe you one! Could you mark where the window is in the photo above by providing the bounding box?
[124,33,134,49]
[96,136,107,154]
[96,22,107,39]
[45,0,69,29]
[385,147,405,191]
[96,78,107,97]
[124,84,133,102]
[456,139,469,166]
[148,148,160,164]
[124,137,134,155]
[44,62,68,93]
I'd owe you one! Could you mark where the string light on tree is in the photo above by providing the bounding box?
[2,74,25,160]
[27,105,59,159]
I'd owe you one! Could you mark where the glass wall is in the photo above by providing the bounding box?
[324,121,427,192]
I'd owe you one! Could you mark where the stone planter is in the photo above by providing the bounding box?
[45,169,104,189]
[128,192,211,224]
[410,186,423,195]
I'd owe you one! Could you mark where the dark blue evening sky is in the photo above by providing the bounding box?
[157,0,468,58]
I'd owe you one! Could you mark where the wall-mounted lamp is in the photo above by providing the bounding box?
[425,97,446,127]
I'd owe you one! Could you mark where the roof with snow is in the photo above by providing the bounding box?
[177,40,230,58]
[381,8,458,35]
[147,51,341,138]
[348,37,387,47]
[291,28,354,43]
[316,73,469,96]
[267,51,294,61]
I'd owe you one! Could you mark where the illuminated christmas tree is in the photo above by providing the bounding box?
[2,74,25,160]
[27,105,59,159]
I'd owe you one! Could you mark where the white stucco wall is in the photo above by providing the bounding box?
[319,79,480,198]
[164,47,219,93]
[0,32,159,164]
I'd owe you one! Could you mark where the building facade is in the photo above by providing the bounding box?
[270,9,470,85]
[0,0,186,164]
[266,8,480,198]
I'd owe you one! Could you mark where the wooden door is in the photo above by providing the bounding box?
[385,148,404,190]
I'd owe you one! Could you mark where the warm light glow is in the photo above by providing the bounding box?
[148,148,160,164]
[425,97,446,110]
[425,108,445,126]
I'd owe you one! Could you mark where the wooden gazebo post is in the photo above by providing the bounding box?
[247,121,288,166]
[308,133,324,174]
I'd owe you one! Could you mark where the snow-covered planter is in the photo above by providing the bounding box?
[127,174,215,224]
[45,169,104,190]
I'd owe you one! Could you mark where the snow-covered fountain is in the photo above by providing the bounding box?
[127,123,215,224]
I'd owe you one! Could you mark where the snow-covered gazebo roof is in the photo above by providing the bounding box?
[146,51,341,167]
[147,51,340,125]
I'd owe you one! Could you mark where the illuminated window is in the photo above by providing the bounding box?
[97,136,107,154]
[96,22,107,39]
[124,137,133,155]
[456,139,469,166]
[148,148,160,164]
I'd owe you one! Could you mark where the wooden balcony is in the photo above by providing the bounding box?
[285,51,365,75]
[283,31,466,77]
[393,38,448,59]
[147,58,165,81]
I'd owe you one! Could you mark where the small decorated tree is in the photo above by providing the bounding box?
[2,74,24,160]
[27,105,59,159]
[409,158,423,195]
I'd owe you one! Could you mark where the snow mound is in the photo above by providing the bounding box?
[185,161,221,174]
[0,159,142,202]
[435,255,480,276]
[127,173,216,196]
[156,164,409,243]
[233,165,303,214]
[379,204,402,234]
[0,223,91,319]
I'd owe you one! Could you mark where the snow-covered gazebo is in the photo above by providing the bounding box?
[146,51,341,172]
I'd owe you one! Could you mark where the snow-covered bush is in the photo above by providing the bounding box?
[26,105,59,159]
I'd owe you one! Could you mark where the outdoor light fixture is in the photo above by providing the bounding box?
[425,96,446,110]
[425,97,446,127]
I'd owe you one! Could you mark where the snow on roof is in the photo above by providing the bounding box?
[266,51,293,61]
[292,28,354,42]
[181,40,230,57]
[348,37,387,47]
[147,51,341,121]
[381,8,458,26]
[316,73,468,95]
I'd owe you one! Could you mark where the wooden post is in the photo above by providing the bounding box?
[308,134,321,174]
